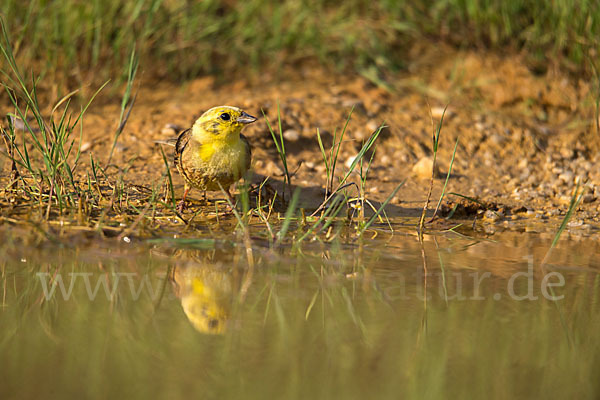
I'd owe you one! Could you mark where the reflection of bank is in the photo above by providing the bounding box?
[170,264,237,334]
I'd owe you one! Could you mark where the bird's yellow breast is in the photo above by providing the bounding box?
[197,136,248,173]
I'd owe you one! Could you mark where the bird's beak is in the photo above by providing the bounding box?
[237,111,257,124]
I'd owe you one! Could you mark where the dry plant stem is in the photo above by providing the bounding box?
[1,130,20,190]
[419,178,434,234]
[45,180,55,220]
[117,201,152,241]
[310,182,356,217]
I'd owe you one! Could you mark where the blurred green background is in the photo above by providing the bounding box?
[1,0,599,86]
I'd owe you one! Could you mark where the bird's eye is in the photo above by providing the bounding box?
[220,113,231,121]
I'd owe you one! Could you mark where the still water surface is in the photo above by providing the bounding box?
[1,222,599,399]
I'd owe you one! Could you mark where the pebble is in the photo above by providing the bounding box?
[431,107,453,119]
[161,123,181,135]
[582,194,596,204]
[283,129,300,141]
[558,171,574,184]
[9,116,26,131]
[315,164,326,173]
[354,129,371,141]
[560,148,574,160]
[412,157,438,180]
[517,158,528,169]
[558,195,573,204]
[345,155,358,169]
[366,120,380,133]
[483,210,503,222]
[489,133,505,145]
[80,142,92,152]
[341,99,367,115]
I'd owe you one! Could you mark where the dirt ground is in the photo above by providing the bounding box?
[3,44,600,230]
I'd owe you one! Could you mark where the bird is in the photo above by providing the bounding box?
[169,106,257,212]
[170,264,235,335]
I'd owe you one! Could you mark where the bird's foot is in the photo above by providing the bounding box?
[176,200,186,213]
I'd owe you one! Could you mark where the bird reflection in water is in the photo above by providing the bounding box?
[170,264,238,334]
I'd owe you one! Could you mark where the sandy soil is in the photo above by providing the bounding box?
[2,44,600,230]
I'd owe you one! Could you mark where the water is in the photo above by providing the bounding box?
[1,222,599,399]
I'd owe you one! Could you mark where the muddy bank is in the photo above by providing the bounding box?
[2,45,600,232]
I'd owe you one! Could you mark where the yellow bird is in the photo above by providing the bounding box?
[173,106,256,211]
[171,265,235,335]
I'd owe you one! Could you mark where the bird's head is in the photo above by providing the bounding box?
[192,106,257,142]
[172,266,233,335]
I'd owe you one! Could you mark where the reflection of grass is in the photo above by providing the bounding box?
[1,1,598,87]
[540,181,586,347]
[1,243,599,400]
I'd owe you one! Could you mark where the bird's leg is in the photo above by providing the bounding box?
[202,190,207,204]
[225,189,236,208]
[177,185,190,213]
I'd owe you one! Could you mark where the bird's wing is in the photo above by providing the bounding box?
[175,128,192,154]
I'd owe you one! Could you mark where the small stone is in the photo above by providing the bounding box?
[582,194,596,204]
[315,164,326,173]
[354,130,371,141]
[559,195,573,204]
[412,157,439,180]
[558,171,574,184]
[489,133,505,145]
[483,210,503,222]
[80,142,92,152]
[342,99,367,115]
[345,155,357,169]
[366,120,380,133]
[560,148,574,160]
[283,129,300,141]
[517,158,528,169]
[431,107,453,119]
[9,116,27,131]
[161,123,181,135]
